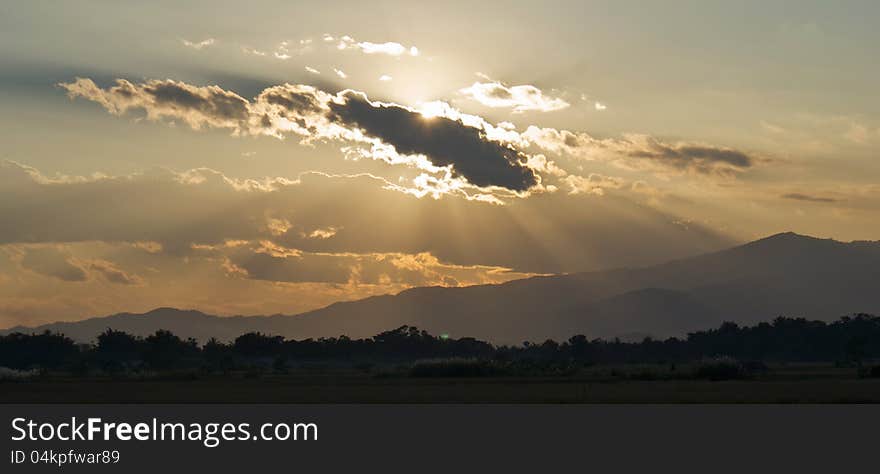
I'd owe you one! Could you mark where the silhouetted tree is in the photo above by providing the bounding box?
[143,330,198,369]
[3,314,880,373]
[233,332,284,358]
[0,331,77,369]
[94,329,142,373]
[203,337,234,374]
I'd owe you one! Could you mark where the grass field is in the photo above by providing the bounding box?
[2,364,879,403]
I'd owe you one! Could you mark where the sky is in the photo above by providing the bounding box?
[1,0,879,326]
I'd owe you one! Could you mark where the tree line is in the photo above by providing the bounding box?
[1,314,879,373]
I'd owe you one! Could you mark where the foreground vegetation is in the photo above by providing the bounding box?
[3,314,880,372]
[2,364,880,403]
[2,314,880,402]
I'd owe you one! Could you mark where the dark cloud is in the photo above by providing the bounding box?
[523,127,758,177]
[62,78,541,193]
[142,81,250,122]
[781,193,839,203]
[328,92,538,191]
[624,138,753,173]
[60,77,764,191]
[259,86,325,115]
[60,78,251,131]
[665,145,752,168]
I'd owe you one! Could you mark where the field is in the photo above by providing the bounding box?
[3,364,879,403]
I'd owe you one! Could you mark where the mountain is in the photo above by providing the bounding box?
[3,232,879,343]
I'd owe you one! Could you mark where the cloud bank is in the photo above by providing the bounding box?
[59,77,760,199]
[60,78,539,193]
[0,160,732,275]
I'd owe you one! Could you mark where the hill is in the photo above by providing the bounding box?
[4,232,879,343]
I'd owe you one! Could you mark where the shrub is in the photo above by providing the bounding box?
[272,356,289,374]
[743,360,769,374]
[628,367,663,381]
[410,358,501,377]
[354,362,374,373]
[694,356,746,380]
[858,365,880,378]
[0,367,39,381]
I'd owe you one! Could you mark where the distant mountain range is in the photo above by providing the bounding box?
[3,232,879,343]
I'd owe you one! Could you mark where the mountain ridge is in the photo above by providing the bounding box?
[3,232,879,343]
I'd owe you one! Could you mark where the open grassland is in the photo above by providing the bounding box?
[2,364,879,403]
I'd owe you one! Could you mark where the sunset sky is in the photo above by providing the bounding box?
[1,1,879,327]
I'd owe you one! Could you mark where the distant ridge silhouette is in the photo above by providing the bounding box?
[4,232,879,343]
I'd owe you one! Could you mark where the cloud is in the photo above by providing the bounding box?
[330,34,419,56]
[781,193,839,203]
[305,227,340,239]
[324,91,538,191]
[459,81,569,113]
[304,66,320,74]
[0,160,299,252]
[246,39,315,60]
[61,78,540,193]
[379,75,392,81]
[523,126,757,177]
[200,240,536,286]
[273,40,300,60]
[12,246,141,285]
[594,102,607,111]
[0,161,733,275]
[241,46,267,56]
[87,260,144,285]
[265,217,293,236]
[0,159,742,326]
[181,38,216,50]
[334,68,348,79]
[844,123,869,144]
[59,77,758,193]
[19,247,88,282]
[59,78,250,131]
[0,239,532,327]
[618,134,753,174]
[221,243,351,284]
[563,174,625,196]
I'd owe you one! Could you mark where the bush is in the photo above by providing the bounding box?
[858,365,880,378]
[628,367,663,381]
[354,362,374,373]
[272,356,289,374]
[0,367,39,381]
[694,357,746,380]
[410,358,501,377]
